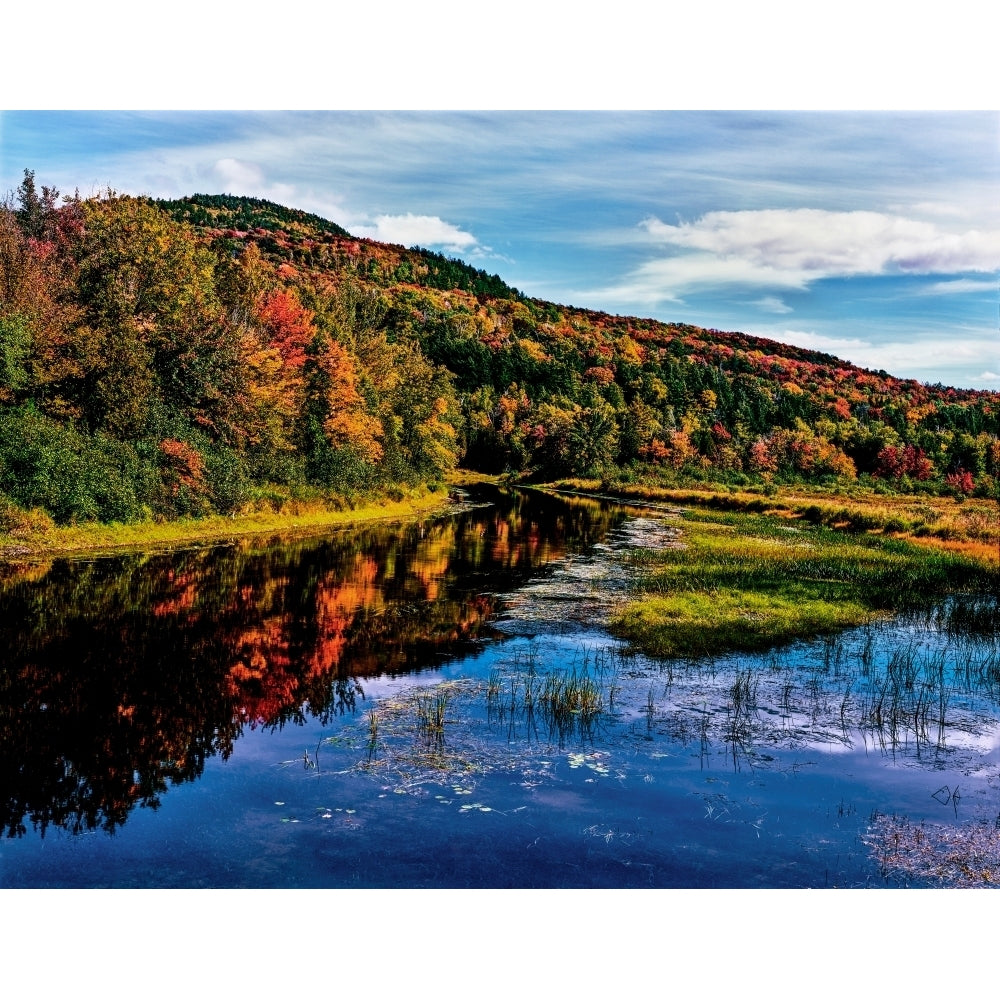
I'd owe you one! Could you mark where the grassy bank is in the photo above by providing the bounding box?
[548,477,999,558]
[0,479,493,561]
[605,504,997,658]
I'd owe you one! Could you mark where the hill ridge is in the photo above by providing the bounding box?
[0,177,996,530]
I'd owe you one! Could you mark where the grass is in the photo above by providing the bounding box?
[613,590,875,658]
[608,506,998,659]
[414,692,449,749]
[0,484,460,560]
[548,477,1000,557]
[486,653,609,745]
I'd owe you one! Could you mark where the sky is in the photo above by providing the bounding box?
[2,110,997,390]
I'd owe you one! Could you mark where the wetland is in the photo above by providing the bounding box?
[1,484,997,888]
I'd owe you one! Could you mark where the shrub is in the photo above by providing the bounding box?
[0,407,150,524]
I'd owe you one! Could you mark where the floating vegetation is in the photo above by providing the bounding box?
[331,680,481,780]
[495,514,683,636]
[863,813,1000,887]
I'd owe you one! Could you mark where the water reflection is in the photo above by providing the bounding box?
[0,486,625,838]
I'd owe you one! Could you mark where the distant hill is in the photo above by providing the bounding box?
[157,194,520,300]
[157,193,353,239]
[1,176,997,528]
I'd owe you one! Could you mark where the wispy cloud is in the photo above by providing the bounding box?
[588,254,811,306]
[212,157,298,208]
[750,327,1000,384]
[752,296,793,314]
[917,278,998,296]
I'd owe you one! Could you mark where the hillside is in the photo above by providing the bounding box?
[1,175,997,531]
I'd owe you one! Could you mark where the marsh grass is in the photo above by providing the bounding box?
[488,665,606,744]
[723,668,761,767]
[610,508,997,658]
[414,692,449,748]
[549,478,1000,553]
[366,708,379,762]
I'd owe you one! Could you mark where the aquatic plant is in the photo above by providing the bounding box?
[610,507,998,659]
[366,708,379,762]
[863,812,1000,887]
[415,692,449,749]
[539,669,604,744]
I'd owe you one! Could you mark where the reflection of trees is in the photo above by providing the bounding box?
[0,487,623,838]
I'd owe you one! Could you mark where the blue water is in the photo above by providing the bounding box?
[1,489,997,888]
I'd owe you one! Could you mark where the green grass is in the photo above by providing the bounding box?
[0,487,456,559]
[610,508,998,658]
[612,589,874,658]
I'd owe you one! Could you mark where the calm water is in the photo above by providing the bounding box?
[1,486,998,888]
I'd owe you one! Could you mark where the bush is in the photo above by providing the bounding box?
[0,408,151,524]
[0,491,56,537]
[205,446,252,514]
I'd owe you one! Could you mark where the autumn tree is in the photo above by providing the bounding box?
[74,195,243,442]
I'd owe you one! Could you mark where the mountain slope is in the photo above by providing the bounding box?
[157,194,996,484]
[0,179,997,531]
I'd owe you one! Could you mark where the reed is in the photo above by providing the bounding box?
[366,708,379,762]
[414,692,449,749]
[486,663,607,745]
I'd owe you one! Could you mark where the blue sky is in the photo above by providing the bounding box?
[2,109,997,390]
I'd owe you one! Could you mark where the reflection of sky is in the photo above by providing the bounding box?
[2,110,997,389]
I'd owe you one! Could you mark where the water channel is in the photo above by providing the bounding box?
[1,485,998,888]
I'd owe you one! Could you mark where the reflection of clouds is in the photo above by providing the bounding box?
[931,725,1000,755]
[801,723,1000,757]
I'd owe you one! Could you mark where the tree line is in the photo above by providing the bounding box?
[2,173,997,530]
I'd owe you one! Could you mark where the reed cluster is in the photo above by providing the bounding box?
[487,663,607,744]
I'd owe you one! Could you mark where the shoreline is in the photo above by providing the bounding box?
[0,471,500,562]
[2,471,995,568]
[534,478,999,564]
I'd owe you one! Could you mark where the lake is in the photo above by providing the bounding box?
[1,484,997,888]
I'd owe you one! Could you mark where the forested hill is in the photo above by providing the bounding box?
[157,193,519,300]
[1,175,998,529]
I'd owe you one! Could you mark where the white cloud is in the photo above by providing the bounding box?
[641,209,1000,281]
[211,157,297,208]
[973,371,1000,382]
[762,329,873,356]
[752,295,793,314]
[918,278,998,295]
[353,213,480,252]
[903,200,973,219]
[587,253,810,306]
[214,157,264,190]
